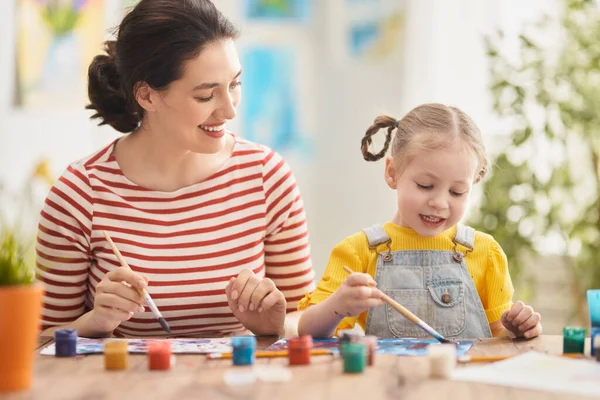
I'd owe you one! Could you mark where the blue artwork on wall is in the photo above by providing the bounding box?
[244,0,311,22]
[241,46,312,158]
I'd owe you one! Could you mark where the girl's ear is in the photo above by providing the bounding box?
[384,157,397,189]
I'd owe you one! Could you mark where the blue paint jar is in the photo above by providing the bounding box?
[591,327,600,358]
[231,336,256,366]
[54,329,78,357]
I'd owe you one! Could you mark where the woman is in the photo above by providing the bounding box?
[36,0,315,338]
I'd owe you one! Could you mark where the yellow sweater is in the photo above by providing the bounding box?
[298,223,514,333]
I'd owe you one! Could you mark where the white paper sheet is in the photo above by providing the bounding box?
[452,352,600,398]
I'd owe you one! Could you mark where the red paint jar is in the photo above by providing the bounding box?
[148,341,173,370]
[362,335,377,366]
[288,335,313,366]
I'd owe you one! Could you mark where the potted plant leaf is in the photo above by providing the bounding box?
[0,228,44,392]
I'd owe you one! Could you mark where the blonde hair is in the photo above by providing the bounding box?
[360,103,489,183]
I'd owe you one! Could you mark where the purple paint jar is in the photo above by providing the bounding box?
[54,329,78,357]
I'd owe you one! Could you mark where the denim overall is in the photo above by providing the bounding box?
[364,224,492,339]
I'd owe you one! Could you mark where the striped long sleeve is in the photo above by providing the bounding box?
[35,135,316,337]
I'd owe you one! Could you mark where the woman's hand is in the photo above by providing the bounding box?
[225,269,287,336]
[87,269,148,335]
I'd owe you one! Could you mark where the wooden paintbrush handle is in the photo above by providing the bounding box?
[379,293,421,325]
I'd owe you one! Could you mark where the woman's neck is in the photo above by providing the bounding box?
[114,127,234,192]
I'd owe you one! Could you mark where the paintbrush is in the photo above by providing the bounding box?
[103,231,171,334]
[342,266,457,344]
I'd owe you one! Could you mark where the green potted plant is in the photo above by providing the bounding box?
[0,228,44,392]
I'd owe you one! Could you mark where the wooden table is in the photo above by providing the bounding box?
[1,335,595,400]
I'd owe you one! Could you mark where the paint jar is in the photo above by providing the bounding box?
[587,290,600,327]
[361,335,377,366]
[104,340,128,370]
[148,341,173,370]
[563,326,586,354]
[54,329,77,357]
[232,336,256,366]
[338,331,360,357]
[342,342,366,373]
[288,335,312,366]
[591,328,600,360]
[428,343,456,379]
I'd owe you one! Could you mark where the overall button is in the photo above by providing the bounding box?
[442,290,451,304]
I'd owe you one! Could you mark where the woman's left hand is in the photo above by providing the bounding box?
[225,269,287,336]
[501,300,542,339]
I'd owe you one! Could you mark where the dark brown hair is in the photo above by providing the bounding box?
[86,0,239,133]
[361,103,489,183]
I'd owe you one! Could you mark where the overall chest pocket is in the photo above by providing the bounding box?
[385,279,466,338]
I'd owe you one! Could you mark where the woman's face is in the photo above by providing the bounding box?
[147,39,242,154]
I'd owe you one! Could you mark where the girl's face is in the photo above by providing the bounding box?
[385,137,478,237]
[146,39,242,154]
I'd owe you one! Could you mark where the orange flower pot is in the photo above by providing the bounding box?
[0,283,44,392]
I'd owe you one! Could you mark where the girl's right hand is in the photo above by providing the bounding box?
[329,271,385,317]
[87,269,148,334]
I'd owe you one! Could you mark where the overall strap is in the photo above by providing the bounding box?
[362,224,393,262]
[453,224,475,250]
[362,224,391,248]
[451,224,475,262]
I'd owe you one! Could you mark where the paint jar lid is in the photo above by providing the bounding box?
[563,326,586,339]
[362,335,377,345]
[232,336,256,349]
[148,341,172,355]
[104,340,128,353]
[427,343,457,358]
[343,342,365,355]
[55,329,78,340]
[288,335,313,349]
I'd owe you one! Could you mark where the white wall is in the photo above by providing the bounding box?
[0,0,557,278]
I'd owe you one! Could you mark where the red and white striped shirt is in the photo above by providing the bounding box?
[36,134,316,337]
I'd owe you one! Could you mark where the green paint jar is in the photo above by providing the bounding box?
[343,343,366,373]
[563,326,586,354]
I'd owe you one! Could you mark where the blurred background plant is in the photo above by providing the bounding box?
[470,0,600,325]
[0,159,54,285]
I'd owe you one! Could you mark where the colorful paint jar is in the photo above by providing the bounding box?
[342,342,366,373]
[54,329,77,358]
[231,336,256,366]
[148,341,173,370]
[288,335,313,366]
[591,328,600,359]
[104,340,128,370]
[361,335,377,366]
[563,326,586,354]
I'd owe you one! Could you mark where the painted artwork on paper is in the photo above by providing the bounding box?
[241,46,313,158]
[345,0,405,61]
[40,337,233,355]
[245,0,311,22]
[15,0,105,109]
[268,337,474,356]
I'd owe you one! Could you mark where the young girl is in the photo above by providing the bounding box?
[297,104,542,339]
[36,0,315,338]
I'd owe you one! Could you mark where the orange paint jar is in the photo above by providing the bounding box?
[104,340,128,370]
[148,341,173,370]
[288,335,312,366]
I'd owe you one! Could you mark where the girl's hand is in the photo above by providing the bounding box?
[89,269,148,334]
[225,269,287,336]
[501,301,542,339]
[328,271,385,318]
